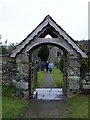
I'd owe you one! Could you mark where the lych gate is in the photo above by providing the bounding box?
[10,15,87,98]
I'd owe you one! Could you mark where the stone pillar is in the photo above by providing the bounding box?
[62,52,68,96]
[16,53,29,98]
[66,53,81,97]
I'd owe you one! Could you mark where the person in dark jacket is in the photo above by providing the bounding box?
[46,61,49,72]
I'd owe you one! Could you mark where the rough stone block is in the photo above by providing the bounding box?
[16,54,29,63]
[16,80,28,90]
[23,91,29,98]
[24,76,29,82]
[67,67,80,76]
[68,76,80,90]
[16,89,21,97]
[84,76,90,81]
[68,83,79,90]
[82,85,90,89]
[87,81,90,85]
[68,76,80,82]
[68,60,81,67]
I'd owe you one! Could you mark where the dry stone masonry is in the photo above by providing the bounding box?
[66,53,81,96]
[2,55,16,85]
[1,52,89,98]
[2,15,89,98]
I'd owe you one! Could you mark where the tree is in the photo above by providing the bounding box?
[7,43,16,54]
[2,45,8,54]
[1,43,18,54]
[38,45,49,61]
[80,44,88,77]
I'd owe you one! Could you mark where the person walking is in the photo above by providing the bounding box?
[46,61,49,72]
[48,61,53,73]
[41,61,46,71]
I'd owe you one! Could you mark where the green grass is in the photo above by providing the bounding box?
[37,70,46,87]
[52,66,89,118]
[52,66,63,87]
[0,85,2,120]
[2,85,29,118]
[67,94,89,118]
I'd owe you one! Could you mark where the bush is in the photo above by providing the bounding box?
[2,45,8,54]
[80,57,88,78]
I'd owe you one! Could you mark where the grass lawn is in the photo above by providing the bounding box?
[67,94,89,118]
[52,66,89,118]
[2,85,29,118]
[37,70,46,87]
[0,85,2,120]
[52,66,63,87]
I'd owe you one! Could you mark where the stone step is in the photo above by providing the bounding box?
[33,88,66,100]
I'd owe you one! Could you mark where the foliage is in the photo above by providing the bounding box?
[79,44,85,52]
[1,43,17,54]
[78,43,88,77]
[52,65,63,87]
[8,43,17,53]
[80,44,88,77]
[37,70,46,87]
[81,57,88,77]
[59,55,63,73]
[38,45,49,61]
[67,94,89,118]
[2,45,8,54]
[2,85,28,118]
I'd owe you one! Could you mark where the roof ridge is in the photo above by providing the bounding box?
[44,15,52,20]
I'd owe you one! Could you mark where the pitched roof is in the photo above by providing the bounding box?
[10,15,87,58]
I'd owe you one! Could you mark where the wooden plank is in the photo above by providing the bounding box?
[29,52,32,98]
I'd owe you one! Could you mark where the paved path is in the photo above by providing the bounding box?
[19,72,70,118]
[20,99,70,118]
[39,72,57,88]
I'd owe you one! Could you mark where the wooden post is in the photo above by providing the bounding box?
[29,52,32,98]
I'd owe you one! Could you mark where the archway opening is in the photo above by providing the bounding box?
[28,43,67,100]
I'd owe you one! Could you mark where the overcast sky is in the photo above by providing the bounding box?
[0,0,89,44]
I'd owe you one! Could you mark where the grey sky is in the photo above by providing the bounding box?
[0,0,89,44]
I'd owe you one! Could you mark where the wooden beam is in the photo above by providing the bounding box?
[29,52,32,98]
[23,38,75,54]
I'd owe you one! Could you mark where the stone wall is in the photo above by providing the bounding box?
[1,53,38,98]
[66,53,81,96]
[1,55,16,85]
[1,52,87,98]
